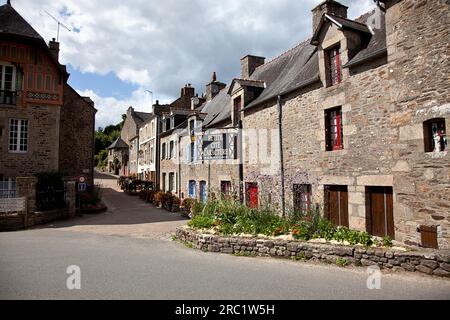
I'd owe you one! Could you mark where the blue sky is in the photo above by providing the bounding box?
[66,65,138,101]
[6,0,376,128]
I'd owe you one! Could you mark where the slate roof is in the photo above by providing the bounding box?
[0,3,43,40]
[245,40,320,110]
[108,137,128,149]
[245,8,386,110]
[132,111,153,126]
[202,89,232,128]
[0,2,69,77]
[345,9,387,67]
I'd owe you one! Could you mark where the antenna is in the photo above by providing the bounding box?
[43,10,71,42]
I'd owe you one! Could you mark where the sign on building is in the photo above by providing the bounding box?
[200,133,237,160]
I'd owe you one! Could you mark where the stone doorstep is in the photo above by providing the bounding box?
[175,227,450,279]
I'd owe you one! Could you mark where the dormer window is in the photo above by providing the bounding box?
[326,46,342,86]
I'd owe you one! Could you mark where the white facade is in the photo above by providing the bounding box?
[138,117,157,181]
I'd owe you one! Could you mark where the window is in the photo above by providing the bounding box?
[221,181,232,196]
[190,142,195,162]
[0,64,16,104]
[327,46,342,86]
[233,96,242,125]
[169,173,175,192]
[162,173,166,192]
[166,118,171,131]
[150,146,154,163]
[189,120,195,136]
[0,65,15,91]
[423,118,447,152]
[325,107,343,151]
[293,184,311,213]
[161,143,166,159]
[188,180,196,198]
[9,119,28,153]
[169,141,174,159]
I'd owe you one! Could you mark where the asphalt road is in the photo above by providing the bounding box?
[0,172,449,300]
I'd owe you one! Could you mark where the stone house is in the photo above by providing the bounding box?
[234,0,449,249]
[111,106,152,176]
[156,84,197,192]
[178,73,240,203]
[0,2,96,184]
[137,115,157,182]
[107,137,128,176]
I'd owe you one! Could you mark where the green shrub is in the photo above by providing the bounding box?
[192,201,206,217]
[315,218,335,240]
[336,257,349,267]
[292,222,312,241]
[382,236,393,248]
[188,214,215,229]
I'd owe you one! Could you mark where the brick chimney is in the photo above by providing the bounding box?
[206,72,226,102]
[48,38,60,61]
[181,84,195,98]
[240,55,265,79]
[312,0,348,35]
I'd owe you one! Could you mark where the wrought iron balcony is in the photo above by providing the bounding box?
[0,90,17,105]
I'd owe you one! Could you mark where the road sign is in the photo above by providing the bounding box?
[77,176,86,183]
[78,183,87,192]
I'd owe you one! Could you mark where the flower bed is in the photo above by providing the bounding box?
[176,226,450,278]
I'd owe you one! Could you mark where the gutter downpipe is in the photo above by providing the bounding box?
[178,134,182,199]
[277,95,286,217]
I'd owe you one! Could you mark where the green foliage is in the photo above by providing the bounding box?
[187,199,387,248]
[192,201,206,216]
[188,214,215,230]
[292,252,306,262]
[336,257,349,267]
[382,236,393,248]
[94,117,125,169]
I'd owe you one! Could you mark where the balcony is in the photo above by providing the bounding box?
[0,90,17,105]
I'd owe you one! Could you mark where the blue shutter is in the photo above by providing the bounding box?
[186,144,190,162]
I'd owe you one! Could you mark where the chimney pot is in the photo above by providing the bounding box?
[312,0,348,35]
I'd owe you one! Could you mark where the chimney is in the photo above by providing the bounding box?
[48,38,60,61]
[181,84,195,98]
[312,0,348,35]
[240,55,265,79]
[206,72,226,102]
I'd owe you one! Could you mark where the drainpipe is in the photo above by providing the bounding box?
[178,134,182,199]
[238,119,244,203]
[277,95,286,217]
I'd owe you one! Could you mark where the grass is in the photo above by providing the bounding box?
[336,257,349,268]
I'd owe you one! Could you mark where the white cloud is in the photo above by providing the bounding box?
[9,0,376,127]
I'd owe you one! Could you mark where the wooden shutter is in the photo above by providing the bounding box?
[423,122,431,152]
[325,111,331,151]
[419,226,438,249]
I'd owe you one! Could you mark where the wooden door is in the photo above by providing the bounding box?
[325,185,349,227]
[366,187,395,239]
[246,183,259,209]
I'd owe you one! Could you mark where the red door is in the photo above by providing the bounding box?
[246,183,259,209]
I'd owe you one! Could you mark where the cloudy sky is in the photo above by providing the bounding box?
[5,0,376,128]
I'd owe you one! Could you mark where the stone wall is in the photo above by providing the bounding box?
[176,227,450,278]
[59,84,96,185]
[0,103,60,178]
[160,134,179,192]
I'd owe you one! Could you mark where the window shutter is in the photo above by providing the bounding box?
[325,111,331,151]
[186,144,190,162]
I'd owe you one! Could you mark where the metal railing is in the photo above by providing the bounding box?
[0,90,17,105]
[0,179,17,199]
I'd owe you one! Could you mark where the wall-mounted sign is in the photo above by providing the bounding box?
[200,133,237,160]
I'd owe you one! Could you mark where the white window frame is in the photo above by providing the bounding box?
[9,118,28,153]
[0,62,17,91]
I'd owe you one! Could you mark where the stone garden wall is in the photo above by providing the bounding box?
[176,227,450,278]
